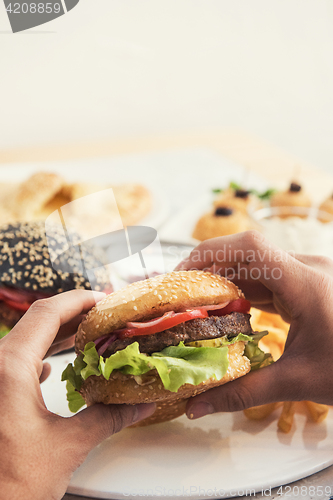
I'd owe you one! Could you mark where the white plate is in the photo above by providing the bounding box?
[42,354,333,500]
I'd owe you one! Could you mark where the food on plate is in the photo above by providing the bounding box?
[63,182,152,228]
[304,401,329,423]
[0,171,152,230]
[0,221,111,335]
[270,181,311,210]
[213,184,265,215]
[10,172,66,221]
[214,188,254,214]
[191,181,273,242]
[244,402,282,420]
[213,182,276,213]
[319,194,333,219]
[277,401,296,433]
[192,207,253,241]
[256,212,333,256]
[244,309,330,432]
[62,270,272,425]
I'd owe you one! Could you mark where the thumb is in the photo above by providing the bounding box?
[186,359,298,419]
[65,402,156,453]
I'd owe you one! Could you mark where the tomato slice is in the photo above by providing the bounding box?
[208,298,251,316]
[118,309,209,339]
[3,299,31,312]
[127,311,175,328]
[116,299,251,339]
[0,286,51,312]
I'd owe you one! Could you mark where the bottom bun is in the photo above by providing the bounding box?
[130,399,188,427]
[80,342,251,425]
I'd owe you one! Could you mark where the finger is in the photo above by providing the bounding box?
[175,231,306,298]
[186,357,301,419]
[229,277,273,306]
[7,290,105,361]
[65,402,156,454]
[39,362,51,384]
[44,337,75,358]
[52,315,86,345]
[293,254,333,277]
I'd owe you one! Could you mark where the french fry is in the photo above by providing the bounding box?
[246,311,330,433]
[249,308,262,325]
[244,403,280,420]
[305,401,329,423]
[259,325,288,344]
[260,311,289,331]
[278,402,296,433]
[259,340,283,361]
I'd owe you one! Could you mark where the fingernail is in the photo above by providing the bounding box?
[187,402,214,420]
[132,403,156,423]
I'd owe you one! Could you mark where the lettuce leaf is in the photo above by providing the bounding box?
[244,331,273,370]
[0,325,11,340]
[62,332,272,413]
[65,380,86,413]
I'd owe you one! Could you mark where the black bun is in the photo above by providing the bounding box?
[0,221,110,294]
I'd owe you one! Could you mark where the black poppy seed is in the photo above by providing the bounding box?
[215,207,233,216]
[289,182,301,193]
[235,189,250,199]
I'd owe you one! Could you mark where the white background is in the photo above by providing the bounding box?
[0,0,333,173]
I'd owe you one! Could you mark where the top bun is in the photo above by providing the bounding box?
[0,221,110,294]
[76,270,243,351]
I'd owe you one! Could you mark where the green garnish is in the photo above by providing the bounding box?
[0,325,11,340]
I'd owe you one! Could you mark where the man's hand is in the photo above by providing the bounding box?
[0,290,155,500]
[175,231,333,419]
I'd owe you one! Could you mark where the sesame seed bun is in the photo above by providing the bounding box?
[75,271,251,426]
[76,270,244,351]
[80,341,250,426]
[0,221,110,294]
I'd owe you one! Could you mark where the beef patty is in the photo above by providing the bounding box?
[0,302,24,329]
[105,312,253,356]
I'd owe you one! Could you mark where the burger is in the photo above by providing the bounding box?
[63,270,271,425]
[0,221,112,338]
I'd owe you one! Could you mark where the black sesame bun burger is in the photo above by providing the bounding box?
[63,271,271,426]
[0,221,111,337]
